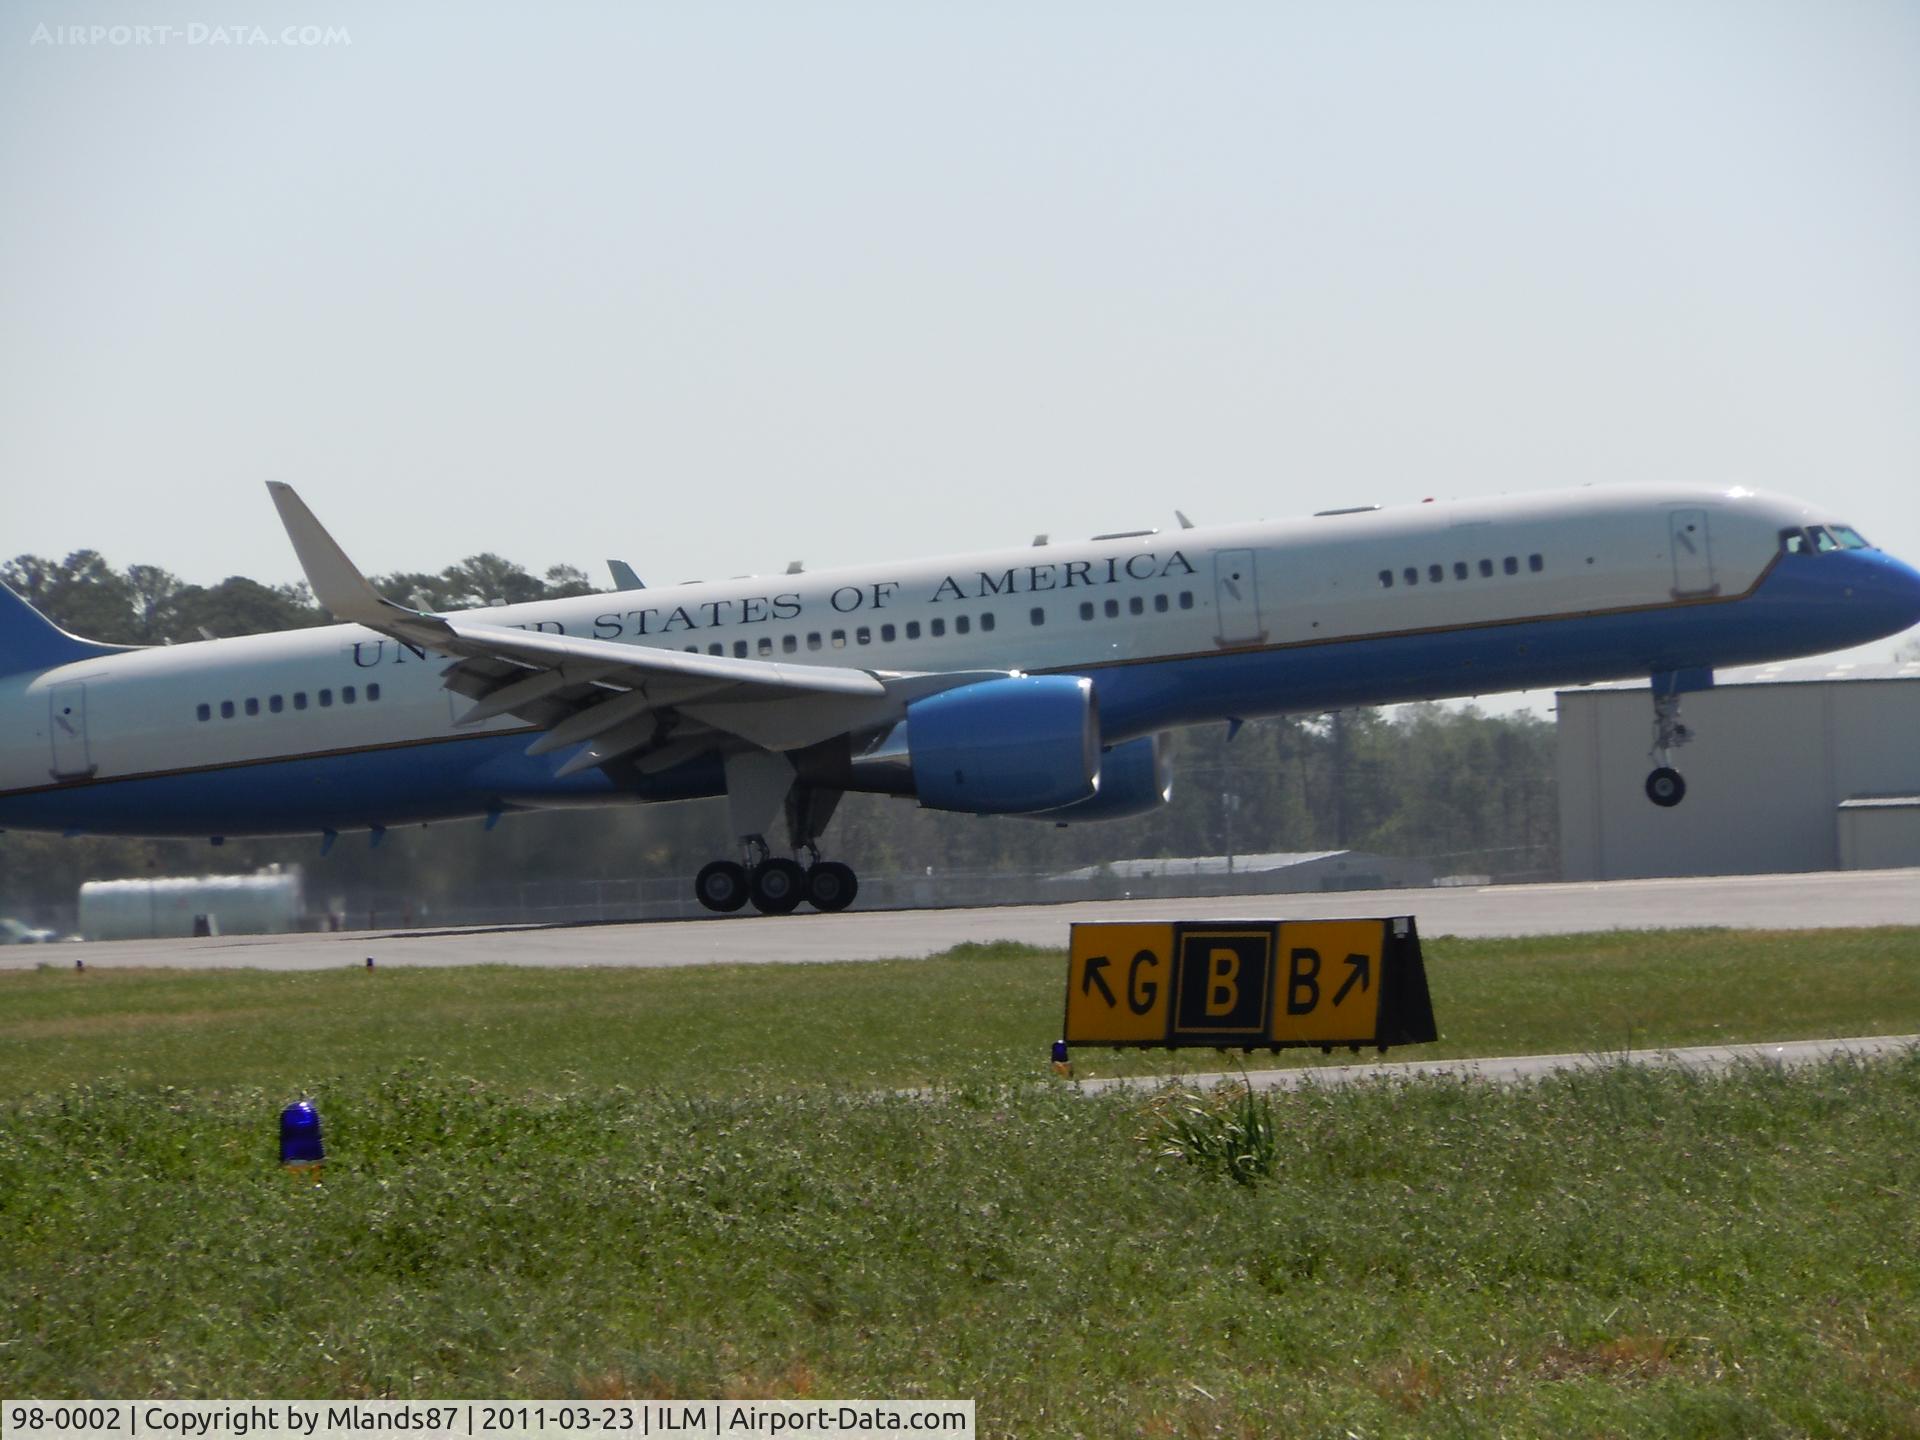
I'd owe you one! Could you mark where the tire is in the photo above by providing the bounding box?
[694,860,750,913]
[749,857,807,915]
[805,860,858,913]
[1645,767,1686,807]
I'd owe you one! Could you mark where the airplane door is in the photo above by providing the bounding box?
[1213,549,1267,647]
[1669,510,1717,597]
[49,682,95,780]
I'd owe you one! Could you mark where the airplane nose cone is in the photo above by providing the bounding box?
[1858,550,1920,635]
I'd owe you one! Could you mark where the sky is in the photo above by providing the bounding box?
[3,0,1917,695]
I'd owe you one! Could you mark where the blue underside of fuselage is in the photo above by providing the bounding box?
[4,550,1914,838]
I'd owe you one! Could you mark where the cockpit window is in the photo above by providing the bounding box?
[1831,525,1871,550]
[1780,528,1809,555]
[1811,526,1840,553]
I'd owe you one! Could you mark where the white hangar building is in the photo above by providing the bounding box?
[1556,659,1920,881]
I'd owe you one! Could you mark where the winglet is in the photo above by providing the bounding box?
[266,482,416,628]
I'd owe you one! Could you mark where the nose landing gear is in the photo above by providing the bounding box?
[1644,674,1701,808]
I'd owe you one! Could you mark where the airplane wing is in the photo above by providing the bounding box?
[267,483,994,774]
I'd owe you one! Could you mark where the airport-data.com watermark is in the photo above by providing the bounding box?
[30,20,351,47]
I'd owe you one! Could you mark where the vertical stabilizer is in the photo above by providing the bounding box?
[0,583,133,675]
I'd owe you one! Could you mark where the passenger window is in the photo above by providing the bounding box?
[757,637,773,656]
[1129,596,1144,616]
[1154,594,1170,613]
[220,700,235,718]
[1179,592,1194,609]
[954,616,970,635]
[684,646,698,653]
[782,635,798,653]
[1403,567,1419,586]
[1479,559,1494,577]
[1503,556,1519,575]
[881,623,897,642]
[197,703,211,722]
[709,643,725,655]
[342,686,356,704]
[1528,554,1543,572]
[1379,570,1393,588]
[294,693,308,710]
[366,685,379,702]
[1080,602,1095,621]
[269,695,284,713]
[906,621,921,639]
[1428,564,1443,584]
[245,698,260,716]
[1030,607,1046,626]
[807,633,822,651]
[831,630,846,648]
[733,641,748,657]
[318,690,333,707]
[856,626,872,644]
[1453,562,1468,581]
[930,618,945,637]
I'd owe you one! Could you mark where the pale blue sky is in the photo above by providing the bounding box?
[3,0,1917,659]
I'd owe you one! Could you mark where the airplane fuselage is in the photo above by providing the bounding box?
[3,483,1918,839]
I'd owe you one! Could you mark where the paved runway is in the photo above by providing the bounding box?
[10,866,1919,970]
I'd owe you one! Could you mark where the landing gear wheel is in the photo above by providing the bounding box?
[695,860,750,913]
[805,861,858,913]
[749,857,807,915]
[1645,767,1687,808]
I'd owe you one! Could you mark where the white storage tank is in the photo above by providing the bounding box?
[79,866,306,941]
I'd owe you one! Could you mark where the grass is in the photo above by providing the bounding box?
[1,928,1917,1099]
[3,1060,1918,1434]
[2,929,1919,1434]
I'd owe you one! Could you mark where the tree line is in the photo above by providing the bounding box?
[1,549,1559,918]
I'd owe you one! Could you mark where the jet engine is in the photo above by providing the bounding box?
[849,675,1100,814]
[1017,733,1172,823]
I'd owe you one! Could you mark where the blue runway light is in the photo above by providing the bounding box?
[279,1100,325,1171]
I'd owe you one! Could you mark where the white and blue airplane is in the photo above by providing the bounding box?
[3,483,1917,914]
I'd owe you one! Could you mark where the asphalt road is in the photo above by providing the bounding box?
[10,865,1919,970]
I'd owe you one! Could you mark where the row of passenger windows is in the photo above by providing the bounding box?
[196,683,381,721]
[1379,555,1543,588]
[1076,592,1194,622]
[680,592,1199,657]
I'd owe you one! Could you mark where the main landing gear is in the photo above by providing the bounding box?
[696,759,861,915]
[1645,681,1694,808]
[694,843,860,915]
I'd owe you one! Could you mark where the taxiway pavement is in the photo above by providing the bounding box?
[9,866,1918,971]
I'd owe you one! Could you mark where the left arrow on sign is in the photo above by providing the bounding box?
[1082,955,1117,1007]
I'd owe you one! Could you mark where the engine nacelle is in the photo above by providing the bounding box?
[854,675,1101,815]
[1019,733,1172,823]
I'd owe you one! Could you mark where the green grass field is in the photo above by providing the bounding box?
[3,927,1918,1098]
[3,929,1919,1436]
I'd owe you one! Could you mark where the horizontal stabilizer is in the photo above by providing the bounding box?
[0,583,132,675]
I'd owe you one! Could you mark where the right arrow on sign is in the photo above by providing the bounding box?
[1332,951,1371,1007]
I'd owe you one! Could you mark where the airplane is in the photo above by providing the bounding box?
[3,483,1918,915]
